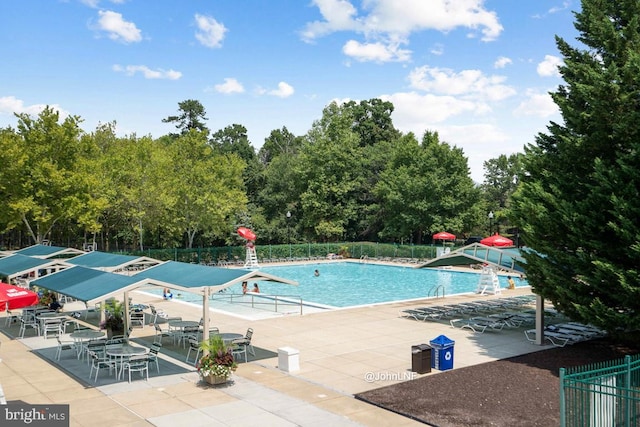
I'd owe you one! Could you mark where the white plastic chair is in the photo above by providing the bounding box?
[123,355,149,383]
[55,336,75,360]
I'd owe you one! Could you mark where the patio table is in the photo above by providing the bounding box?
[70,330,106,359]
[168,320,200,346]
[214,332,244,345]
[106,344,148,380]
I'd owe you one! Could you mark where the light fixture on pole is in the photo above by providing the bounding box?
[286,211,292,259]
[488,211,494,235]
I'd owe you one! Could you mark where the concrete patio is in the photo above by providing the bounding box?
[0,284,550,426]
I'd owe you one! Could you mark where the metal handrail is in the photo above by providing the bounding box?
[428,284,446,298]
[209,292,305,315]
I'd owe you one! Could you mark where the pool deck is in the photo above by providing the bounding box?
[0,263,550,426]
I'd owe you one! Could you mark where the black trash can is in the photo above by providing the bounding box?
[411,344,431,374]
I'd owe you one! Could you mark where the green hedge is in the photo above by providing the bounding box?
[127,242,442,264]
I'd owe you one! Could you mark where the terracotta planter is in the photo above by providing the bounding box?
[204,374,229,385]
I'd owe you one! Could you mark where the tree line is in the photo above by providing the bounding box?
[0,98,519,251]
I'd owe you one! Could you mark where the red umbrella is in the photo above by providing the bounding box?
[0,282,39,311]
[237,227,256,241]
[480,234,514,247]
[433,231,456,241]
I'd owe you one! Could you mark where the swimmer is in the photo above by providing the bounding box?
[314,269,320,277]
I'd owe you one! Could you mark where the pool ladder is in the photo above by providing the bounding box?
[428,284,446,298]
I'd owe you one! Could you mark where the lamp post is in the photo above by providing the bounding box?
[488,211,494,235]
[286,211,291,259]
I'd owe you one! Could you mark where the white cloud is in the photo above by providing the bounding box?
[430,43,444,56]
[342,39,411,62]
[303,0,503,45]
[268,82,295,98]
[537,55,563,77]
[494,56,512,69]
[408,66,516,101]
[0,96,69,119]
[514,90,559,117]
[80,0,100,7]
[549,1,571,14]
[194,14,227,48]
[112,64,182,80]
[381,92,480,124]
[95,10,142,43]
[301,0,361,41]
[80,0,126,6]
[214,78,244,94]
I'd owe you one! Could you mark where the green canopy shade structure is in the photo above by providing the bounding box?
[14,244,85,259]
[30,266,143,306]
[0,254,69,283]
[133,261,298,343]
[66,251,160,273]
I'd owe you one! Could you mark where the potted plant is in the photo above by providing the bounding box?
[196,335,237,384]
[99,299,125,338]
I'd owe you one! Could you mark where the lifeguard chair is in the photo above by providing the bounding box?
[476,265,501,295]
[238,227,259,269]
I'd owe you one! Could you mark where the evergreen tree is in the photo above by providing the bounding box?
[511,0,640,335]
[162,99,209,135]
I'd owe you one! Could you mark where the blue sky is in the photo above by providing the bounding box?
[0,0,578,182]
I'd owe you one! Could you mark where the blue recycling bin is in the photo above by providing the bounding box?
[430,334,455,371]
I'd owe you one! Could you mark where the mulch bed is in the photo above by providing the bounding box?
[355,338,639,427]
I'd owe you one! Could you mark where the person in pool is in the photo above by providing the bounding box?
[314,269,320,277]
[252,283,260,293]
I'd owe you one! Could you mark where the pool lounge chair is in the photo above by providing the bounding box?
[546,324,604,340]
[557,322,606,338]
[450,317,507,333]
[400,308,445,322]
[524,329,583,347]
[415,306,460,319]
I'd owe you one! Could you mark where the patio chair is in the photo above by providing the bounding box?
[88,350,115,382]
[153,323,173,345]
[4,307,19,327]
[55,336,76,360]
[18,316,40,338]
[42,318,64,339]
[130,311,145,328]
[198,327,219,341]
[178,326,200,348]
[107,336,125,345]
[123,355,149,383]
[84,339,106,363]
[232,328,255,361]
[148,343,161,372]
[231,339,248,363]
[185,337,201,364]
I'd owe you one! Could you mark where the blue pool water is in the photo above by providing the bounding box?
[254,263,526,307]
[149,262,527,309]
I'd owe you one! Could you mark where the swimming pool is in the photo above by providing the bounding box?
[147,262,527,309]
[255,263,526,307]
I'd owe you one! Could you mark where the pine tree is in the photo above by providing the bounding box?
[511,0,640,335]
